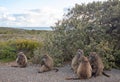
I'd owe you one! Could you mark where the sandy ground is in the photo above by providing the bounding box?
[0,63,120,82]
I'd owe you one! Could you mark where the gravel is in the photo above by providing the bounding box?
[0,64,120,82]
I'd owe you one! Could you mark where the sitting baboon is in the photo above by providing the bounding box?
[71,49,84,73]
[89,52,110,77]
[11,52,27,68]
[38,54,58,73]
[66,56,92,80]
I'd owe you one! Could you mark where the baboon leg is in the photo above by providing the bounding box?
[38,65,49,73]
[73,66,78,74]
[95,69,102,76]
[44,63,51,70]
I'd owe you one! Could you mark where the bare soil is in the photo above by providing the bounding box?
[0,62,120,82]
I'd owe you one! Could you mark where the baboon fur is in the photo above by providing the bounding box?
[66,56,92,80]
[89,52,110,77]
[16,52,27,67]
[77,56,92,79]
[71,49,84,73]
[38,54,58,73]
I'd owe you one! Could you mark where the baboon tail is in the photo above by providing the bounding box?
[11,65,19,67]
[102,72,110,77]
[53,67,59,72]
[65,77,80,80]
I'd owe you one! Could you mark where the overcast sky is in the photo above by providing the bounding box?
[0,0,107,27]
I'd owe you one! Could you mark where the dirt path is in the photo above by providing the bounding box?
[0,64,120,82]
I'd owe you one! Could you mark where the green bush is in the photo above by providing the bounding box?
[113,50,120,69]
[44,0,120,69]
[31,47,43,64]
[0,42,16,60]
[10,39,44,58]
[0,39,44,62]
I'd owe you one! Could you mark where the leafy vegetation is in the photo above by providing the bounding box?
[44,0,120,69]
[0,39,43,62]
[0,27,46,62]
[0,0,120,70]
[0,42,16,60]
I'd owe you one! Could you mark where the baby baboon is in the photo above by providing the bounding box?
[38,54,58,73]
[11,52,27,68]
[66,56,92,80]
[89,52,110,77]
[71,49,84,73]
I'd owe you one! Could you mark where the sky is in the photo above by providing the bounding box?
[0,0,107,27]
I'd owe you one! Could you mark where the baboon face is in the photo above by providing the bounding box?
[41,54,48,60]
[75,49,84,63]
[89,52,97,62]
[17,54,24,64]
[77,49,83,58]
[17,52,25,63]
[18,54,24,60]
[41,54,48,65]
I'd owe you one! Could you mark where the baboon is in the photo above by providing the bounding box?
[66,56,92,80]
[11,52,27,68]
[89,52,110,77]
[38,54,58,73]
[71,49,84,73]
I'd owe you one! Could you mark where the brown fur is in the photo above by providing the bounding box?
[71,49,84,73]
[89,52,110,77]
[66,56,92,80]
[11,52,27,68]
[38,54,58,73]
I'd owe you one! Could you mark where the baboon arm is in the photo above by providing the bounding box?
[44,63,51,70]
[41,60,45,66]
[16,58,19,63]
[24,56,27,63]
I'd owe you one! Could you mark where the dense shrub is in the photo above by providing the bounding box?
[44,0,120,69]
[10,39,43,58]
[0,39,44,62]
[0,42,16,60]
[31,47,43,64]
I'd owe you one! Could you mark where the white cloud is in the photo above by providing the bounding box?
[0,0,107,27]
[0,6,64,27]
[0,7,7,12]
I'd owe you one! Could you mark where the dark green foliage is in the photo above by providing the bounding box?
[0,45,16,59]
[0,42,16,61]
[44,0,120,69]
